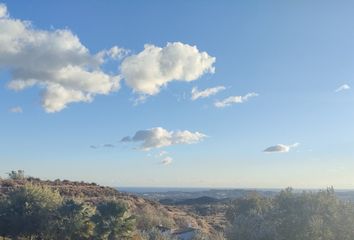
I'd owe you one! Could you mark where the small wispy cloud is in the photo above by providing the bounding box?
[157,150,168,157]
[131,94,148,106]
[335,84,350,92]
[191,86,225,100]
[105,46,130,60]
[9,106,23,113]
[90,144,115,149]
[161,156,173,165]
[263,143,299,153]
[214,92,258,108]
[103,144,115,148]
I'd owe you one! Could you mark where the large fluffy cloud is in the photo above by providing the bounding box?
[191,85,225,100]
[121,127,207,150]
[121,42,216,95]
[214,92,258,108]
[0,4,121,112]
[1,4,217,112]
[263,143,299,153]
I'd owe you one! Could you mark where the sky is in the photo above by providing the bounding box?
[1,0,354,188]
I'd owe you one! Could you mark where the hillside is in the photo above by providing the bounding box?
[0,177,223,237]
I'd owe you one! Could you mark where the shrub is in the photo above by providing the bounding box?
[0,183,62,239]
[92,200,135,240]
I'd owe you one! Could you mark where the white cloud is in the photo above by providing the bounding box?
[131,94,148,106]
[121,42,216,95]
[214,92,258,108]
[0,3,8,18]
[41,83,93,113]
[9,106,23,113]
[161,156,173,165]
[157,150,168,157]
[121,127,207,151]
[335,84,350,92]
[97,46,129,60]
[108,46,129,60]
[0,4,121,112]
[1,4,217,111]
[191,85,225,100]
[263,143,299,153]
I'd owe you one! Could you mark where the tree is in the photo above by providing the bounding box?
[92,200,135,240]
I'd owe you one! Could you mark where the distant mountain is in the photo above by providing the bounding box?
[128,188,280,202]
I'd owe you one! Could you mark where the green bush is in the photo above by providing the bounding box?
[0,184,136,240]
[226,188,354,240]
[0,183,62,239]
[51,199,96,240]
[92,200,135,240]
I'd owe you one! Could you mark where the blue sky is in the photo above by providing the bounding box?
[1,0,353,188]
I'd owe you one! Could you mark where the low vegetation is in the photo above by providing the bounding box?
[225,188,354,240]
[0,183,135,239]
[0,171,220,239]
[2,171,354,240]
